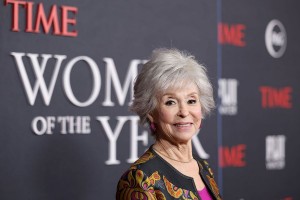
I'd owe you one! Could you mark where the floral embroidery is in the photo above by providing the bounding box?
[149,171,161,185]
[203,160,214,177]
[117,169,157,200]
[134,151,155,165]
[206,175,221,199]
[130,151,155,170]
[155,190,167,200]
[163,176,199,200]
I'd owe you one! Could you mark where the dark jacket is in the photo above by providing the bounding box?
[116,146,222,200]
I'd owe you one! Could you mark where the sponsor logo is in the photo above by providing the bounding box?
[266,135,286,170]
[259,86,292,109]
[4,0,78,37]
[265,19,287,58]
[219,144,246,168]
[218,23,246,47]
[218,79,238,115]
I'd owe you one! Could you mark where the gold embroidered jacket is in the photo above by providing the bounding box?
[116,146,222,200]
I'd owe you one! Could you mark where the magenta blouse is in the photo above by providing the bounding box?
[198,187,213,200]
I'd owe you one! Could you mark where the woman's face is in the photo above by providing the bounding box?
[148,84,202,144]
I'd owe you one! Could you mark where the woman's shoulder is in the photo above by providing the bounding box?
[117,147,157,181]
[129,148,157,171]
[117,148,158,189]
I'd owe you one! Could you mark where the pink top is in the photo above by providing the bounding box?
[198,187,213,200]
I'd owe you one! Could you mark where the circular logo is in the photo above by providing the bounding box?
[265,19,287,58]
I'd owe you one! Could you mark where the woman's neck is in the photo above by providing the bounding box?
[153,139,193,163]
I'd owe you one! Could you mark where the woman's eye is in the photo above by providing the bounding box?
[187,99,197,104]
[165,100,175,106]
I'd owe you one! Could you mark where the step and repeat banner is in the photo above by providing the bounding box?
[0,0,299,199]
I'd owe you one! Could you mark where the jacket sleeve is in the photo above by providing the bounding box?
[116,168,157,200]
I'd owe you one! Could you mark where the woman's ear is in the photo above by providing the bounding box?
[147,113,154,123]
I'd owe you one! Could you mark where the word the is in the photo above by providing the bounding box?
[32,116,91,135]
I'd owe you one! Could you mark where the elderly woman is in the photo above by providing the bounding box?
[116,48,222,200]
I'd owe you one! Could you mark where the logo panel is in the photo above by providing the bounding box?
[265,19,287,58]
[266,135,286,170]
[218,79,238,115]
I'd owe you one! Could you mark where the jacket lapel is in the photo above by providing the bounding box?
[198,160,222,200]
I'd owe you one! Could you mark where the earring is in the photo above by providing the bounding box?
[150,123,156,132]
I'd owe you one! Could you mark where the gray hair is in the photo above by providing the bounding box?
[130,48,215,125]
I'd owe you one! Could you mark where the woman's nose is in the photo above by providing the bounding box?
[177,105,189,117]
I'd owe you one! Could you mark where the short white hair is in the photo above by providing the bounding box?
[130,48,215,125]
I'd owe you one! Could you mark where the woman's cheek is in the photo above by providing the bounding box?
[194,110,202,120]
